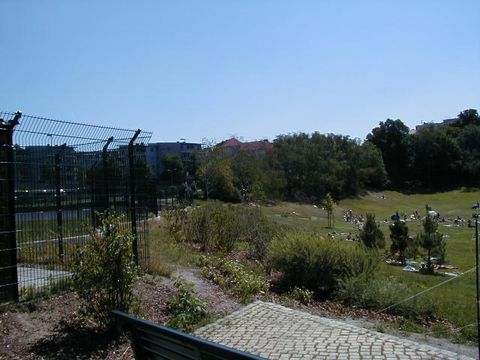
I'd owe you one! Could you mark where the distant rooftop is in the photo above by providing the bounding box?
[216,138,273,153]
[412,118,458,133]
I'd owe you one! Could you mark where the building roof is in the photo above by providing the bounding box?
[216,138,273,152]
[216,138,243,148]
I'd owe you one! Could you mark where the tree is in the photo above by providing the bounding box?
[196,148,239,202]
[86,152,123,209]
[273,132,366,201]
[417,214,444,274]
[325,193,335,228]
[405,125,461,189]
[458,125,480,181]
[366,119,410,187]
[231,150,262,201]
[161,153,184,185]
[357,142,388,189]
[359,213,385,248]
[457,109,480,127]
[133,157,156,210]
[389,220,409,264]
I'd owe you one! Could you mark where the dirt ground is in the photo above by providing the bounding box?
[1,278,172,360]
[0,269,242,360]
[1,269,476,359]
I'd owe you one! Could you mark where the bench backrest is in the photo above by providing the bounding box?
[112,310,265,360]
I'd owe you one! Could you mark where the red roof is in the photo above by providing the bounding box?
[217,138,243,148]
[217,138,273,152]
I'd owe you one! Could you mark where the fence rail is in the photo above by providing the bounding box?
[0,111,172,303]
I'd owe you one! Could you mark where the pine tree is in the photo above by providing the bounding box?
[389,220,409,264]
[360,213,385,248]
[418,215,444,274]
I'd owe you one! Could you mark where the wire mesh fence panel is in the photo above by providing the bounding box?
[0,111,153,302]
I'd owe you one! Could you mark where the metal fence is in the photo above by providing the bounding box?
[0,111,160,303]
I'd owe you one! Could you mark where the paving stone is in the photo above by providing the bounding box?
[195,301,474,360]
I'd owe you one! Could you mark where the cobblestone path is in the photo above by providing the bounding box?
[195,301,474,359]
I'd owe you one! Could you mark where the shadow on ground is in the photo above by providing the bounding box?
[30,318,125,359]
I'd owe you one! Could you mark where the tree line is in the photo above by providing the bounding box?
[163,108,479,203]
[367,108,480,190]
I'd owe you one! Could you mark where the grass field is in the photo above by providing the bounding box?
[262,189,478,331]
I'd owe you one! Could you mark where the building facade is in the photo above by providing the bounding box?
[145,141,202,179]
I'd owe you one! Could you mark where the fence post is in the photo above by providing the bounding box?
[153,184,159,216]
[0,111,21,302]
[90,160,98,228]
[55,144,66,261]
[129,130,141,265]
[101,137,114,214]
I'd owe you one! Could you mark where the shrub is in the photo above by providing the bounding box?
[199,255,269,303]
[166,278,208,332]
[186,202,240,252]
[267,231,379,295]
[235,206,277,260]
[162,206,188,243]
[335,276,438,321]
[72,212,138,327]
[335,276,404,309]
[164,202,276,256]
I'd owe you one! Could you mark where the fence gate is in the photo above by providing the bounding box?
[0,111,153,303]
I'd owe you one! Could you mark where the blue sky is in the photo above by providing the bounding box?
[1,1,479,143]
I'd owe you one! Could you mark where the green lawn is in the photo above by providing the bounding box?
[261,189,478,329]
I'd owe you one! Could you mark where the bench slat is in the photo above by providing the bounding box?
[112,310,264,360]
[138,328,201,360]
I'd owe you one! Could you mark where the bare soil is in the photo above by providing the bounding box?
[1,277,173,359]
[0,269,242,360]
[171,267,241,315]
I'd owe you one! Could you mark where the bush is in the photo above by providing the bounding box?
[166,278,208,332]
[162,206,188,243]
[164,202,276,256]
[335,276,404,309]
[234,206,277,260]
[267,231,379,295]
[199,255,269,303]
[335,276,438,321]
[186,202,239,252]
[72,212,138,327]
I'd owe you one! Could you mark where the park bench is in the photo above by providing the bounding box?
[112,310,265,360]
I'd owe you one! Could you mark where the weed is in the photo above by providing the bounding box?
[376,324,385,333]
[166,278,208,332]
[393,319,428,334]
[289,286,314,305]
[199,255,268,303]
[430,323,452,339]
[147,260,173,278]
